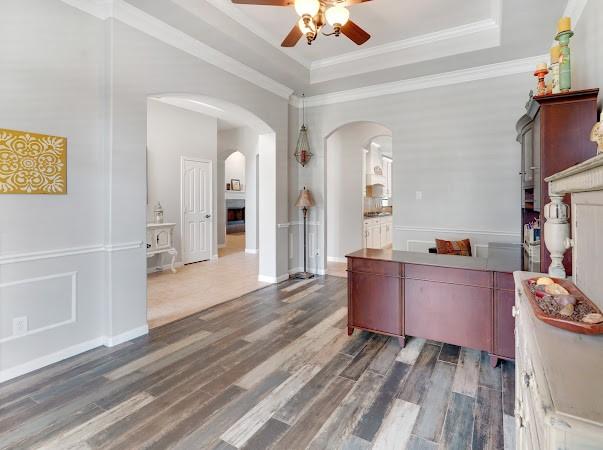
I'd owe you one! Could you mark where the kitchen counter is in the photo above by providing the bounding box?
[346,242,521,273]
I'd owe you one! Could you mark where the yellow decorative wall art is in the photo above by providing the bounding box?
[0,129,67,194]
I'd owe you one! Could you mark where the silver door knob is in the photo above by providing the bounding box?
[205,214,211,218]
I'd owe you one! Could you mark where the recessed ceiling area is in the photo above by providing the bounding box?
[227,0,492,62]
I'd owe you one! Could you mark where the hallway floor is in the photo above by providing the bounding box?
[147,232,269,328]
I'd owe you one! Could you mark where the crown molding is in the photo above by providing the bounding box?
[203,0,311,69]
[291,54,548,108]
[309,18,500,84]
[59,0,294,100]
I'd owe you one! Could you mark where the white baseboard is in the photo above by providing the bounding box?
[147,262,184,274]
[0,336,105,383]
[258,273,289,283]
[245,248,258,254]
[0,325,149,383]
[103,324,149,347]
[327,256,347,263]
[211,254,219,260]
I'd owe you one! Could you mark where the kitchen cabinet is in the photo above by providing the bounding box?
[363,216,392,249]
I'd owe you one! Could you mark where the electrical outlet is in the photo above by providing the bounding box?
[415,191,423,200]
[13,316,28,336]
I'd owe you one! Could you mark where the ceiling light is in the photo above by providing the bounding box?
[325,5,350,27]
[294,0,320,18]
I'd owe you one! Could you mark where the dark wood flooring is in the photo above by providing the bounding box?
[0,276,515,449]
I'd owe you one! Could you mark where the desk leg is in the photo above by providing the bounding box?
[168,248,177,273]
[347,327,354,336]
[398,335,406,348]
[489,354,499,368]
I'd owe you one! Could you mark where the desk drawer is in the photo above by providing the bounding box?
[349,258,402,277]
[405,264,492,288]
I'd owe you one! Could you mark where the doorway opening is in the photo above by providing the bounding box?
[145,95,275,328]
[323,122,393,278]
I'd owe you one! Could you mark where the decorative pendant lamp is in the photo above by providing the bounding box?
[294,94,313,167]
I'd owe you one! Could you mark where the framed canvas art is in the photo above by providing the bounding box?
[231,179,241,191]
[0,129,67,194]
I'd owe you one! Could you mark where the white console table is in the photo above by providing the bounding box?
[146,223,177,273]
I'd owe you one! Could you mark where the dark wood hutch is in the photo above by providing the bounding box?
[516,89,599,274]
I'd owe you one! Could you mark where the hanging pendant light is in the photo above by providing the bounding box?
[294,94,313,167]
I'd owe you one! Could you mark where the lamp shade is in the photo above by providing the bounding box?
[325,5,350,26]
[295,0,320,17]
[295,187,315,208]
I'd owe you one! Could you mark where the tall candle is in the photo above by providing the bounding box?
[557,16,571,33]
[550,45,561,63]
[536,62,548,72]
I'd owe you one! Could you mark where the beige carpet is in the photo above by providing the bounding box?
[147,233,269,328]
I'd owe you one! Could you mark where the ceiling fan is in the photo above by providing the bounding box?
[231,0,372,47]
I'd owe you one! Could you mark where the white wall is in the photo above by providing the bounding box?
[225,151,246,191]
[572,0,603,111]
[291,73,531,273]
[326,122,391,260]
[0,0,290,381]
[217,127,260,251]
[147,99,218,268]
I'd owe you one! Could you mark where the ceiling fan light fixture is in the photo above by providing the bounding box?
[325,5,350,28]
[294,0,320,17]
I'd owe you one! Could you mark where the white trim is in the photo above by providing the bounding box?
[58,0,293,100]
[103,324,149,347]
[0,324,149,383]
[258,273,289,283]
[310,18,500,83]
[0,336,106,383]
[292,54,548,108]
[0,272,77,344]
[394,225,520,239]
[245,248,258,254]
[327,256,347,263]
[0,241,143,265]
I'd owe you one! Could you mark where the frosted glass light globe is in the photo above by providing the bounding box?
[295,0,320,17]
[325,5,350,26]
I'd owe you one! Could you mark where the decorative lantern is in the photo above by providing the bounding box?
[294,94,313,167]
[154,201,164,224]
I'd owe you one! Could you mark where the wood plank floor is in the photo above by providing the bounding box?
[0,276,515,450]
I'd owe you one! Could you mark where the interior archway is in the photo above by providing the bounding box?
[145,94,277,327]
[323,121,393,276]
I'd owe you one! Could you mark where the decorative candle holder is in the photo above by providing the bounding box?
[544,195,571,278]
[555,30,574,92]
[534,67,549,96]
[154,201,164,224]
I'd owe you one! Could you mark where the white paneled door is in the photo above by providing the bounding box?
[181,158,212,264]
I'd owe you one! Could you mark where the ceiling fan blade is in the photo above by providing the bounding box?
[281,24,303,47]
[342,0,373,4]
[231,0,292,5]
[341,20,371,45]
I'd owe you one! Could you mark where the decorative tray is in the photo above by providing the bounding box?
[523,277,603,335]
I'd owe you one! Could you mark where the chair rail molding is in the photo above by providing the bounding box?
[0,241,144,265]
[394,225,520,239]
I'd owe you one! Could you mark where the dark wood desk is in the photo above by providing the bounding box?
[346,243,521,366]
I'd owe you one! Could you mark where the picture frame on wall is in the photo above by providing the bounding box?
[231,179,241,191]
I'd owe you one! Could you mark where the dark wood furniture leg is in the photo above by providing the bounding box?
[398,335,406,348]
[490,355,499,368]
[347,326,354,336]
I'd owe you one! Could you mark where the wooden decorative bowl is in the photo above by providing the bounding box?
[522,278,603,335]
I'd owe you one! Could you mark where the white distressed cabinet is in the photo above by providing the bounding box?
[363,216,392,249]
[514,272,603,450]
[146,223,178,273]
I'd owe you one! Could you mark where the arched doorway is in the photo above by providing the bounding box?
[323,121,393,276]
[145,94,277,327]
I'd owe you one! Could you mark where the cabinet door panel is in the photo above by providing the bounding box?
[349,272,402,336]
[495,289,515,359]
[405,279,492,352]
